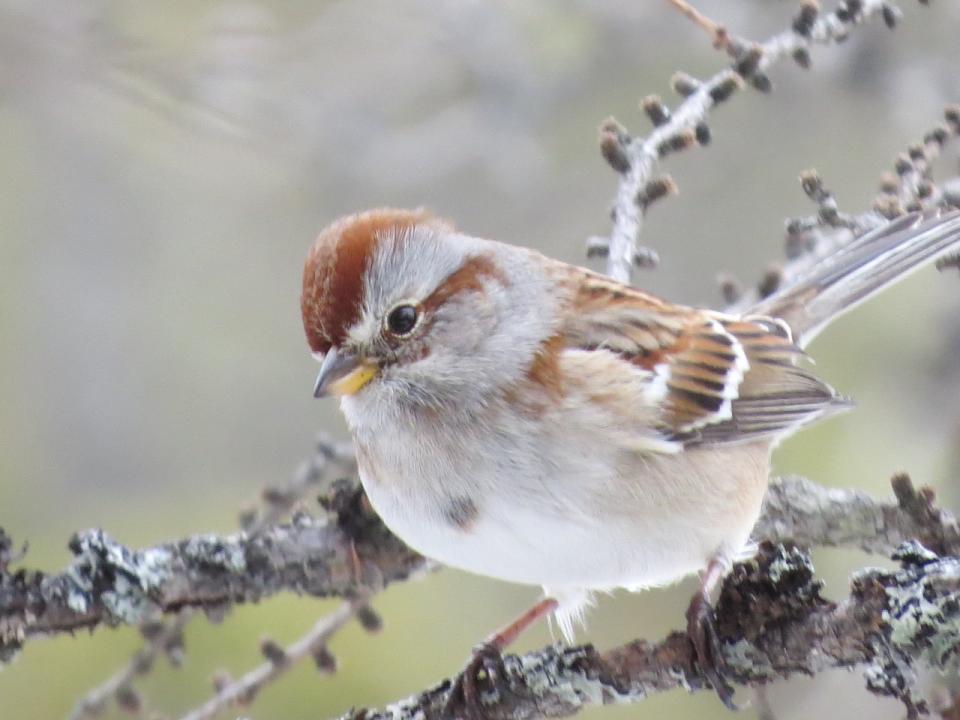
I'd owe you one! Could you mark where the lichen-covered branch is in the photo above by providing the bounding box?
[0,480,426,662]
[346,541,960,720]
[1,474,955,666]
[64,432,360,720]
[757,474,960,557]
[595,0,933,284]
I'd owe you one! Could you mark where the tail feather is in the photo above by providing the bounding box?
[750,210,960,348]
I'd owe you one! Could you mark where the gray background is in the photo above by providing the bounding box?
[1,1,959,718]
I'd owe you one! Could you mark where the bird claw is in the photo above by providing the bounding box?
[686,591,739,711]
[441,642,507,720]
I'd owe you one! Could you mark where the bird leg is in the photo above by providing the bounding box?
[686,552,738,710]
[442,597,558,720]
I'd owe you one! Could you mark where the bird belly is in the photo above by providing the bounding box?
[356,435,771,594]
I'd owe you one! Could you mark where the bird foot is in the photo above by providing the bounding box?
[686,590,738,711]
[441,642,508,720]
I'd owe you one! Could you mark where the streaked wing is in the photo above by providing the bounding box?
[554,269,849,447]
[676,317,851,445]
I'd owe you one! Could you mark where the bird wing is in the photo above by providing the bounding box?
[553,269,848,447]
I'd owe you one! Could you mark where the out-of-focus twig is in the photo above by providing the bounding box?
[177,601,359,720]
[665,0,734,52]
[724,104,960,310]
[65,433,358,720]
[66,611,191,720]
[594,0,931,285]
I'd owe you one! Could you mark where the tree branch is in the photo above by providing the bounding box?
[2,7,956,719]
[64,432,361,720]
[0,479,426,662]
[344,540,960,720]
[1,474,955,664]
[756,474,960,557]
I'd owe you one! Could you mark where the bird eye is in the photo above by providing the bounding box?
[386,304,419,336]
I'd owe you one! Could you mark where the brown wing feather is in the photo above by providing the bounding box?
[553,266,849,447]
[684,318,851,445]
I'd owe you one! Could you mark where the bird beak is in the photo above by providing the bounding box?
[313,347,379,398]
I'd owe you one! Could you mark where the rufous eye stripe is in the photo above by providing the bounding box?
[420,254,506,313]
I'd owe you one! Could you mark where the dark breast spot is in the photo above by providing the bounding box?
[443,496,480,532]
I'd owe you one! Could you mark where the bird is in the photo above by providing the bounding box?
[300,206,960,710]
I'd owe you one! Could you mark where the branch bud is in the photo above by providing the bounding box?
[800,169,827,202]
[718,274,743,305]
[873,195,905,219]
[836,0,863,23]
[924,125,949,147]
[878,171,900,195]
[758,265,785,299]
[793,0,820,36]
[313,645,338,674]
[637,175,678,208]
[709,75,744,104]
[115,685,142,714]
[632,247,660,269]
[894,153,913,176]
[656,129,697,157]
[641,95,671,127]
[671,72,701,98]
[585,236,610,259]
[212,669,234,693]
[598,118,631,174]
[945,105,960,133]
[356,604,383,633]
[935,254,960,274]
[694,122,712,146]
[791,47,812,69]
[734,46,763,79]
[881,3,901,29]
[260,637,287,666]
[906,144,926,163]
[750,72,773,93]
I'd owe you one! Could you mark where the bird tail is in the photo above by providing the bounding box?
[749,210,960,349]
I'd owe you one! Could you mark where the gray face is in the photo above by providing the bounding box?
[341,225,561,418]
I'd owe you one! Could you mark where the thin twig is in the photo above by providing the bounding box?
[729,105,960,310]
[178,601,358,720]
[66,433,357,720]
[66,611,192,720]
[600,0,925,284]
[665,0,734,52]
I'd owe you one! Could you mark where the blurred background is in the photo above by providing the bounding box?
[1,1,959,718]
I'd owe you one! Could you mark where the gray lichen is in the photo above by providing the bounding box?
[860,542,960,716]
[181,534,247,573]
[61,529,174,625]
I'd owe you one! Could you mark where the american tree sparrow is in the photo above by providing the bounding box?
[300,207,960,709]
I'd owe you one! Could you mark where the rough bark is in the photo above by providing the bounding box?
[349,542,960,720]
[2,475,957,670]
